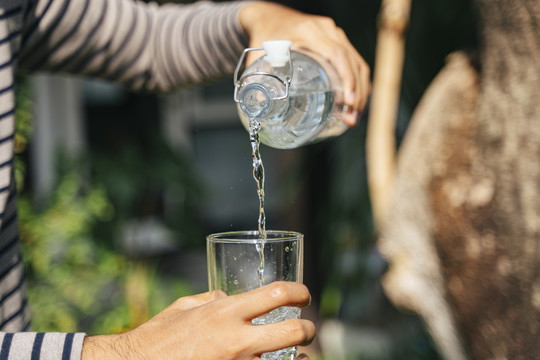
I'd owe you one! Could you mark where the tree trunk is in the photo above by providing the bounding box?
[377,1,540,359]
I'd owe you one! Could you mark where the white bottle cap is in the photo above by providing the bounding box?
[262,40,292,67]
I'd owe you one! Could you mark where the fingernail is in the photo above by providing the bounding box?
[346,91,356,105]
[345,110,359,126]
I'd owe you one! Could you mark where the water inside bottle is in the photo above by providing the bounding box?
[239,88,346,149]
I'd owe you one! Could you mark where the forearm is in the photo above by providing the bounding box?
[19,0,251,92]
[82,333,138,360]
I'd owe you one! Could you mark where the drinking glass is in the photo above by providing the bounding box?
[206,230,304,360]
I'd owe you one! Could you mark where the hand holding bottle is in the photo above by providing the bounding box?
[238,2,371,127]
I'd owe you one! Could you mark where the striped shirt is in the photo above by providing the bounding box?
[0,0,249,358]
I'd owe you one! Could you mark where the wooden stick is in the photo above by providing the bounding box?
[366,0,411,228]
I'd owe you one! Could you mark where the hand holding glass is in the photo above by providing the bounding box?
[207,231,304,360]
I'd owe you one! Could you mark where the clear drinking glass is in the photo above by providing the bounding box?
[206,230,304,360]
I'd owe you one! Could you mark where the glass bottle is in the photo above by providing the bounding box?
[234,40,348,149]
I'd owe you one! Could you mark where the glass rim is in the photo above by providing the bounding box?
[206,230,303,243]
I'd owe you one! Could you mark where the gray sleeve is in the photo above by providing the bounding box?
[0,332,85,359]
[18,0,251,92]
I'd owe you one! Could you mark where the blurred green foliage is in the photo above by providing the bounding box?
[18,170,127,333]
[87,133,207,250]
[14,78,195,335]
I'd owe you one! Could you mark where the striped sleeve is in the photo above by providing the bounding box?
[0,332,85,359]
[0,171,86,359]
[17,0,251,92]
[0,187,31,335]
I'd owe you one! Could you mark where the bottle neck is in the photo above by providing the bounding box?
[238,83,272,118]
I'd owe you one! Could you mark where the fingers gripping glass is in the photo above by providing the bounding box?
[206,231,304,360]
